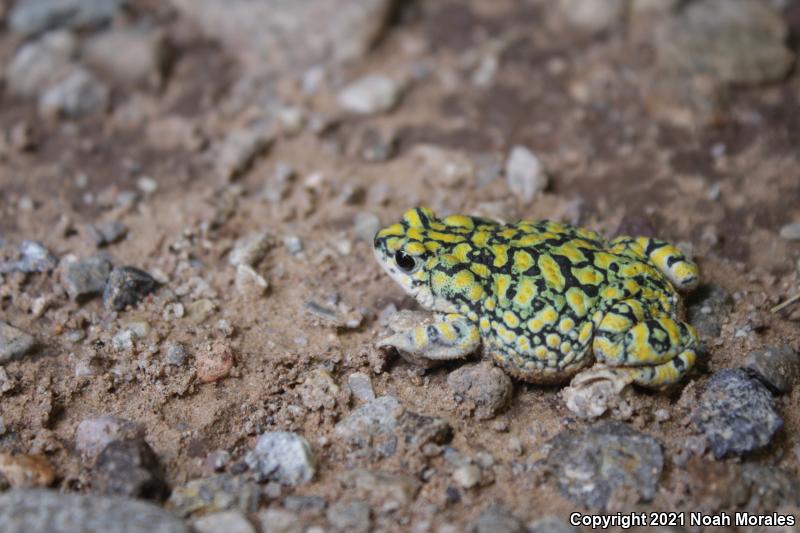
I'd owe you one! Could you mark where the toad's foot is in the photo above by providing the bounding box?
[377,313,480,365]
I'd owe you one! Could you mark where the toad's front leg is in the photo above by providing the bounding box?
[377,313,480,361]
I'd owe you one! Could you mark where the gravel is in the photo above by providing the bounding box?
[693,368,783,458]
[544,420,663,509]
[82,27,171,86]
[196,342,235,383]
[505,145,547,203]
[61,256,112,302]
[334,395,401,444]
[446,362,513,419]
[0,489,187,533]
[229,231,273,268]
[86,221,127,247]
[103,266,160,311]
[216,123,275,182]
[10,0,126,36]
[5,32,77,98]
[244,431,316,486]
[336,469,420,513]
[167,474,260,517]
[91,439,167,501]
[559,0,626,32]
[452,464,481,489]
[258,509,303,533]
[0,322,36,363]
[347,372,376,402]
[338,75,400,115]
[528,516,579,533]
[745,345,799,394]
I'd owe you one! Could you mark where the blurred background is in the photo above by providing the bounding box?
[0,0,799,531]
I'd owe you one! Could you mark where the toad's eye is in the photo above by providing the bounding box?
[394,250,418,273]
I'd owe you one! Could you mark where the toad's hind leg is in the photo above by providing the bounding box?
[593,300,698,387]
[610,236,699,291]
[377,313,480,360]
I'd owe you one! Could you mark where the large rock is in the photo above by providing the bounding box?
[693,368,783,458]
[169,0,397,75]
[544,421,663,510]
[0,489,187,533]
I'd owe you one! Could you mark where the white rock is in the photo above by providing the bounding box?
[235,264,268,297]
[452,464,481,489]
[338,75,400,115]
[6,31,77,97]
[244,431,315,486]
[779,222,800,241]
[559,0,626,32]
[229,231,272,267]
[505,145,547,202]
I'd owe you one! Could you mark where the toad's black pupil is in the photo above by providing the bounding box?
[394,251,416,272]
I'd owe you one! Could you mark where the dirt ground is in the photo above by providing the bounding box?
[1,0,799,531]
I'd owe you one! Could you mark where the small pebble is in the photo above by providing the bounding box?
[446,362,513,419]
[192,511,255,533]
[326,501,371,533]
[347,372,375,402]
[0,453,54,488]
[165,343,187,366]
[0,240,57,274]
[75,415,145,463]
[244,431,316,486]
[103,266,159,311]
[235,264,269,297]
[196,342,235,383]
[505,145,547,203]
[92,439,167,501]
[61,256,112,301]
[452,464,481,489]
[0,321,36,363]
[283,236,303,255]
[229,231,272,268]
[779,222,800,240]
[338,74,400,115]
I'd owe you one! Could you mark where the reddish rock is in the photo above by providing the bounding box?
[197,342,235,383]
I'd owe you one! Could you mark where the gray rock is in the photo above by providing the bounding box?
[505,145,547,203]
[740,464,800,512]
[103,266,159,311]
[0,240,58,274]
[779,222,800,241]
[38,67,109,118]
[326,501,370,533]
[192,511,255,533]
[244,431,315,486]
[686,283,733,340]
[168,474,260,517]
[528,516,579,533]
[10,0,126,36]
[86,221,127,247]
[258,509,302,533]
[165,343,187,366]
[745,345,799,394]
[693,368,783,458]
[471,505,525,533]
[0,321,36,363]
[334,395,401,443]
[168,0,396,76]
[338,75,400,115]
[5,31,77,98]
[61,256,112,301]
[75,415,145,463]
[447,362,513,419]
[92,439,167,501]
[544,421,663,509]
[82,27,171,86]
[0,489,187,533]
[347,372,376,402]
